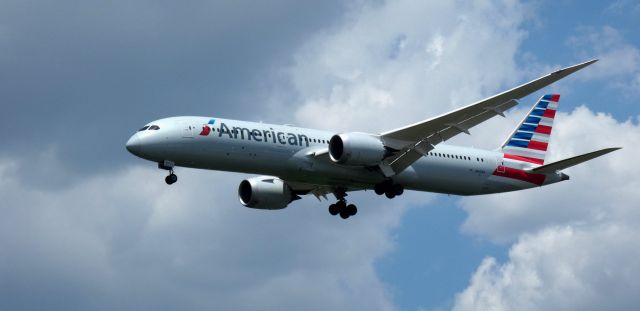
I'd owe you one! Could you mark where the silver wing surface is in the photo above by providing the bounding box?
[377,59,598,176]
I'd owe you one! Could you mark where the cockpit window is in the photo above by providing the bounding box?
[138,125,149,131]
[148,125,160,130]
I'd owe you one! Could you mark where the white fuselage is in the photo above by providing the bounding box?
[126,116,565,196]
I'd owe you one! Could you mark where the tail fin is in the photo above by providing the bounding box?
[500,94,560,165]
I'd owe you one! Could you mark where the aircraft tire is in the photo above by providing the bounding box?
[347,204,357,216]
[339,210,350,219]
[393,184,404,196]
[329,204,339,216]
[374,184,385,195]
[165,173,178,185]
[385,190,396,199]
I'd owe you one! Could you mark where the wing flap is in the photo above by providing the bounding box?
[379,99,519,175]
[528,147,621,174]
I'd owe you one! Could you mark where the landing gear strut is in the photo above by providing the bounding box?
[159,160,177,185]
[328,188,357,219]
[374,180,404,199]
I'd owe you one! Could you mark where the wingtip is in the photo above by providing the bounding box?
[570,58,599,69]
[601,147,622,154]
[550,58,598,76]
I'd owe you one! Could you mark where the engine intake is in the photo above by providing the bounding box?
[238,176,296,210]
[328,132,386,166]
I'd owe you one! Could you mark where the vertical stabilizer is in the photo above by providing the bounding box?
[500,94,559,165]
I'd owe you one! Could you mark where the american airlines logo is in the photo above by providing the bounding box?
[199,119,310,147]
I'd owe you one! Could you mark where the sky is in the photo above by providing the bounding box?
[1,0,639,310]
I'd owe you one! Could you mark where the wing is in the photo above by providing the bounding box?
[377,59,598,177]
[284,179,365,201]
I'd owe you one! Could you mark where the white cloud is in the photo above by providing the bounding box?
[453,224,640,311]
[285,0,530,133]
[11,0,616,310]
[459,106,639,242]
[606,0,640,15]
[452,106,640,310]
[0,153,434,310]
[567,26,640,96]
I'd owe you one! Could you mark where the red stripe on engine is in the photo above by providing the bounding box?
[503,153,545,165]
[527,140,548,151]
[492,166,546,186]
[543,109,556,119]
[535,125,552,135]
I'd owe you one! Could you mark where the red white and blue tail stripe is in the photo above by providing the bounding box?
[501,94,559,165]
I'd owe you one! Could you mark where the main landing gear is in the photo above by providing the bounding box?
[374,180,404,199]
[158,161,178,185]
[328,200,357,219]
[328,188,357,219]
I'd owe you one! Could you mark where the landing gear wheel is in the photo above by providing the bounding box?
[385,190,396,199]
[339,210,350,219]
[393,184,404,196]
[374,184,385,195]
[347,204,357,216]
[328,204,339,216]
[336,200,347,210]
[165,173,178,185]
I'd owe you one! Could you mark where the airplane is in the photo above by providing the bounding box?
[126,59,620,219]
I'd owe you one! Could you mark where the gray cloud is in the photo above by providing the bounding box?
[0,0,347,177]
[0,160,419,310]
[10,1,636,310]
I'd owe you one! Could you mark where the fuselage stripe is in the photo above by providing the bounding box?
[492,166,546,185]
[504,153,544,164]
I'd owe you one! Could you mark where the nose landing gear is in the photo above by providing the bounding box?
[159,160,178,185]
[165,172,178,185]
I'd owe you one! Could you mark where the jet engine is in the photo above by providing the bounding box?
[238,176,297,210]
[328,132,387,166]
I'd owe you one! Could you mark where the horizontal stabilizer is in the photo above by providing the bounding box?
[528,147,621,174]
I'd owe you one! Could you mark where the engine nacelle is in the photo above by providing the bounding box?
[329,132,386,166]
[238,176,295,210]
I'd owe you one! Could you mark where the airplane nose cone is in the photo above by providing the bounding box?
[126,135,142,156]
